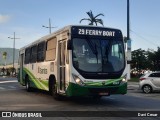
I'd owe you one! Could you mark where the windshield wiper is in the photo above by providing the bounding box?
[104,40,112,62]
[94,44,98,63]
[86,39,98,64]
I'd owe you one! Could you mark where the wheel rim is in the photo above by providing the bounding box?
[143,86,151,93]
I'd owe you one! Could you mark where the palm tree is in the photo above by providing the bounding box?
[80,10,104,26]
[3,52,7,66]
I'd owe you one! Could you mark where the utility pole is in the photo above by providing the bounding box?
[127,0,130,41]
[8,32,20,76]
[127,0,131,80]
[42,18,56,34]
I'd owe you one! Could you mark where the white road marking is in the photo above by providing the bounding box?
[0,80,18,84]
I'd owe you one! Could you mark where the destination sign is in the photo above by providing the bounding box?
[78,28,115,37]
[71,26,122,37]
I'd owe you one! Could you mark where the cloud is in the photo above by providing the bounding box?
[0,14,11,23]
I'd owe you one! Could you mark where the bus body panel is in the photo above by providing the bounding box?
[66,82,127,97]
[18,25,127,97]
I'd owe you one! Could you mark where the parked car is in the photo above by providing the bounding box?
[139,72,160,93]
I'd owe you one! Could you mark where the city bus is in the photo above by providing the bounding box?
[18,25,127,99]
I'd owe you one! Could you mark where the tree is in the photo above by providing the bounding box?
[154,47,160,71]
[80,10,104,26]
[131,47,160,73]
[131,49,147,73]
[146,49,156,71]
[2,52,7,66]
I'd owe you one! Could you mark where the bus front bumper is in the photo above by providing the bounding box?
[66,82,127,97]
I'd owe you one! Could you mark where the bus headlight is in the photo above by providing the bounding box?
[72,74,85,86]
[122,74,127,83]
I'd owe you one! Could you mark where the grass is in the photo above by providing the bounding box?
[129,77,139,82]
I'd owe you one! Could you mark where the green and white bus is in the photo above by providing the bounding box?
[18,25,127,99]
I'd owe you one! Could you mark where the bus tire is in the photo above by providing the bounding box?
[49,77,61,100]
[52,81,61,100]
[25,75,32,92]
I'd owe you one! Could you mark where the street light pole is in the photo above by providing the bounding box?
[42,18,56,34]
[49,18,51,34]
[127,0,131,80]
[8,32,20,75]
[127,0,130,40]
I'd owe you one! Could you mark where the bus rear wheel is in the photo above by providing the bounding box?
[25,76,32,92]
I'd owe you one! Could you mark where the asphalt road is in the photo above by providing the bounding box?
[0,77,160,120]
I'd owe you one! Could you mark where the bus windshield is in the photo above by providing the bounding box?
[72,38,125,73]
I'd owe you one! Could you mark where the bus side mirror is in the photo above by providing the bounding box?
[127,60,131,64]
[67,40,72,50]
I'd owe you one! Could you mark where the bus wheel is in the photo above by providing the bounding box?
[51,81,61,100]
[25,76,32,92]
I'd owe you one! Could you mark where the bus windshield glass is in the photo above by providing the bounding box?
[72,38,125,73]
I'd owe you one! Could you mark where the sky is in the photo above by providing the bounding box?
[0,0,160,51]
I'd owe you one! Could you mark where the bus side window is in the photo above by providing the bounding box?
[30,45,37,63]
[37,42,46,62]
[24,47,31,64]
[46,38,57,61]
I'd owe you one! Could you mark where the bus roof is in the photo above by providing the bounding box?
[19,25,122,50]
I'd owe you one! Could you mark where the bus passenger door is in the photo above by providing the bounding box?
[58,40,66,92]
[19,54,25,85]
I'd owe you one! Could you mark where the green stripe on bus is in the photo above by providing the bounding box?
[66,82,127,97]
[23,68,48,91]
[84,78,122,86]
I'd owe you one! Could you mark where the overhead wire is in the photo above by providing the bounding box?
[130,30,159,48]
